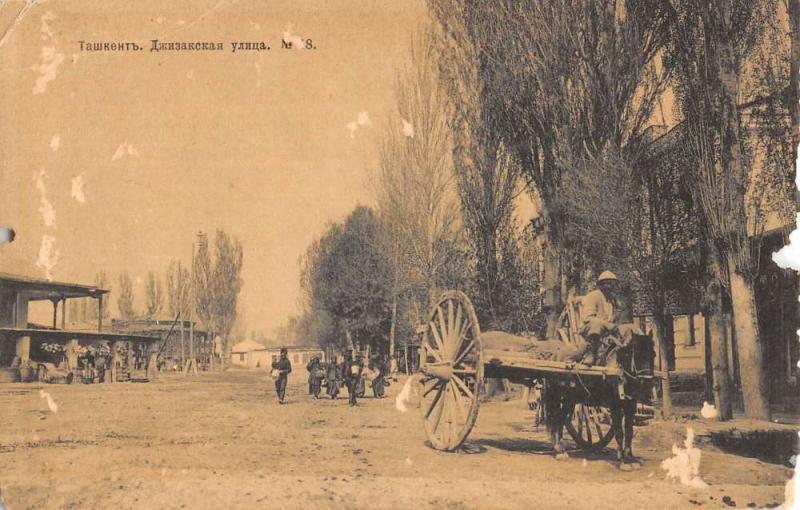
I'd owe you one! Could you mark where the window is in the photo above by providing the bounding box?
[239,353,245,362]
[294,354,300,363]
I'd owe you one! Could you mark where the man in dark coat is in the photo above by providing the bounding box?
[326,357,341,399]
[306,355,323,398]
[342,349,363,406]
[369,354,386,398]
[271,348,292,404]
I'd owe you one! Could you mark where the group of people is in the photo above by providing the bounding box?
[269,347,391,406]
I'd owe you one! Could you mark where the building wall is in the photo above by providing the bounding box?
[265,349,325,366]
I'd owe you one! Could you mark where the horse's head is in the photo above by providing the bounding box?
[611,327,655,378]
[629,331,655,377]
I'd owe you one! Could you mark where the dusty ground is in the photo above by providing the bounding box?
[0,369,794,510]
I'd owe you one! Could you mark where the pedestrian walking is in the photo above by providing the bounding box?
[326,358,341,399]
[369,353,386,398]
[306,355,323,398]
[342,349,363,406]
[271,347,292,404]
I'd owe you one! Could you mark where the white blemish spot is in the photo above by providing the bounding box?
[785,432,799,509]
[112,141,139,161]
[39,389,58,413]
[401,118,414,138]
[345,111,371,138]
[660,427,708,489]
[395,374,420,413]
[34,169,56,228]
[700,401,719,420]
[405,457,412,466]
[50,134,60,151]
[773,213,800,270]
[33,12,64,95]
[36,235,60,280]
[71,173,86,203]
[283,22,304,50]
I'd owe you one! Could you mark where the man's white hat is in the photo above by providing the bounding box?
[598,270,618,282]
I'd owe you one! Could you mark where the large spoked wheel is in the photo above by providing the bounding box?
[565,403,617,451]
[419,290,483,451]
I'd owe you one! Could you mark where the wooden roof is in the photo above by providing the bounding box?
[0,327,157,343]
[0,272,108,301]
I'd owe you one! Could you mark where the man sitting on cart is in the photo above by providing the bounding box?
[569,270,620,367]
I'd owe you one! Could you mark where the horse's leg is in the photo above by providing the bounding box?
[610,396,624,464]
[624,398,641,468]
[543,383,567,459]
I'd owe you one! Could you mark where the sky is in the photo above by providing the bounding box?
[0,0,429,333]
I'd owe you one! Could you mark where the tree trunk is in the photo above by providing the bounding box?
[728,258,770,420]
[704,250,734,420]
[478,232,500,327]
[542,238,562,340]
[652,312,672,418]
[706,308,734,420]
[703,314,714,403]
[790,0,800,209]
[389,295,397,360]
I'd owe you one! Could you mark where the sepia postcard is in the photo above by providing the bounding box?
[0,1,798,508]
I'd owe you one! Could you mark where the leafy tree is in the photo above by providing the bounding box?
[117,271,136,320]
[193,232,215,331]
[145,271,164,319]
[304,207,393,352]
[211,229,244,360]
[375,29,464,355]
[430,0,671,332]
[662,0,786,420]
[191,230,244,362]
[165,260,191,318]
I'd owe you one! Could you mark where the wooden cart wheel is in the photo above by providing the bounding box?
[419,290,483,451]
[565,403,617,451]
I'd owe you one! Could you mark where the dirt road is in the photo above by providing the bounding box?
[0,369,792,509]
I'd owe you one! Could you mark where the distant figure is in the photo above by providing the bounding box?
[271,347,292,404]
[369,354,387,399]
[326,358,341,399]
[342,350,363,407]
[306,355,323,399]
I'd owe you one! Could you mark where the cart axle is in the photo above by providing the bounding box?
[423,362,454,381]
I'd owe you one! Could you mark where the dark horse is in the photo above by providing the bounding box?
[542,327,656,469]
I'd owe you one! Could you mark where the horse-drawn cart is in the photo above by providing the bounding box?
[418,290,659,455]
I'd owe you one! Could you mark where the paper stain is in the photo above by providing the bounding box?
[0,228,15,244]
[34,168,56,228]
[33,12,64,95]
[70,173,86,203]
[395,374,419,413]
[346,111,371,138]
[39,389,58,413]
[35,235,59,280]
[401,118,414,138]
[660,427,708,489]
[785,432,799,510]
[700,401,719,420]
[0,0,38,50]
[112,141,139,161]
[50,134,60,151]
[282,22,304,50]
[773,140,800,271]
[773,213,800,270]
